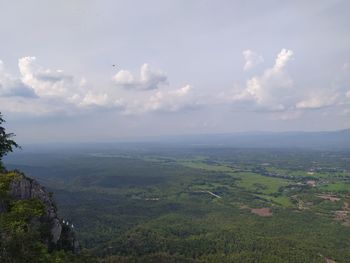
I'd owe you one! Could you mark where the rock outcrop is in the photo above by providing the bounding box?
[4,173,79,253]
[10,176,57,218]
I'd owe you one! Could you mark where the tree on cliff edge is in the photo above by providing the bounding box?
[0,112,19,170]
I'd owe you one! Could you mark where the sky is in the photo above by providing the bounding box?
[0,0,350,143]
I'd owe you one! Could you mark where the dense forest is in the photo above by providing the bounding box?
[5,147,350,262]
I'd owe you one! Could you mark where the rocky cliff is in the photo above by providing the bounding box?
[0,171,79,253]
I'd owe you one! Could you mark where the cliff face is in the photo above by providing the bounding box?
[1,172,79,253]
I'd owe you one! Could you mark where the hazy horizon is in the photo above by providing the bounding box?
[3,129,348,150]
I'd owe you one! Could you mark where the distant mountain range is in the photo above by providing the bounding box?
[139,129,350,150]
[17,129,350,151]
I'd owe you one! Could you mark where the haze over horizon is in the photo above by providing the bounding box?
[1,0,350,143]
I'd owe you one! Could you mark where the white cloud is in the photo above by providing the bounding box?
[4,53,347,119]
[79,92,109,107]
[18,56,75,98]
[232,49,350,116]
[232,49,350,117]
[112,63,167,90]
[295,93,339,110]
[147,84,193,112]
[174,84,191,96]
[0,56,114,115]
[123,84,195,114]
[1,57,195,116]
[233,49,294,111]
[0,60,36,97]
[242,49,263,71]
[111,64,196,114]
[273,49,293,72]
[113,70,134,85]
[295,62,350,110]
[16,56,116,110]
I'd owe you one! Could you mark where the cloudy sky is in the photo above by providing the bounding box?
[1,0,350,143]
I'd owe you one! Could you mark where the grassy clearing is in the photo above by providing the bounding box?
[256,194,293,208]
[237,172,290,195]
[266,167,328,178]
[319,182,350,193]
[179,161,234,173]
[178,160,293,207]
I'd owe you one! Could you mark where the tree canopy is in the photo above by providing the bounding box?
[0,113,19,170]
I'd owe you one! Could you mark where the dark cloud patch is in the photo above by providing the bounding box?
[35,72,74,83]
[0,80,37,98]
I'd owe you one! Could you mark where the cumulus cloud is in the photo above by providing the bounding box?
[4,53,347,119]
[110,64,196,114]
[0,56,114,115]
[273,49,293,72]
[232,49,350,117]
[233,49,294,111]
[78,92,109,107]
[17,56,117,109]
[174,84,191,96]
[121,84,195,114]
[18,56,75,98]
[113,70,134,85]
[295,61,350,110]
[1,57,195,116]
[0,52,349,129]
[233,49,350,117]
[144,85,193,112]
[295,93,339,110]
[112,63,167,90]
[0,60,36,97]
[243,49,264,71]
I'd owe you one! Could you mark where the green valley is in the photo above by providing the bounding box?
[5,147,350,262]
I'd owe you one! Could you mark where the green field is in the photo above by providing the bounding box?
[320,182,350,193]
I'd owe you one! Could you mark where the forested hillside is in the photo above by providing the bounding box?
[0,113,94,262]
[0,170,96,262]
